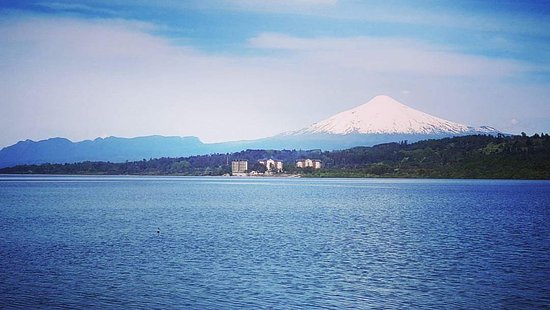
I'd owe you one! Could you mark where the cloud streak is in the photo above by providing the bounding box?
[36,2,118,15]
[248,33,533,78]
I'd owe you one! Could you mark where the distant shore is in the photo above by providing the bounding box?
[225,173,301,178]
[2,173,550,181]
[1,135,549,180]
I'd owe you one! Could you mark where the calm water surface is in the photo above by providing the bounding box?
[0,175,549,309]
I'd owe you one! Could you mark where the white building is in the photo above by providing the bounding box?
[231,160,248,176]
[258,159,284,173]
[296,159,322,169]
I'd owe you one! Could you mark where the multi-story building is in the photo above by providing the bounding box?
[231,160,248,175]
[296,159,322,169]
[258,159,284,173]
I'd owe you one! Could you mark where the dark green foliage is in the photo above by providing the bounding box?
[1,134,549,179]
[249,162,267,173]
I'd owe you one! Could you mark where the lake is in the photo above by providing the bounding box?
[0,175,549,309]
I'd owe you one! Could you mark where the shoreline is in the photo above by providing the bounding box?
[1,173,549,181]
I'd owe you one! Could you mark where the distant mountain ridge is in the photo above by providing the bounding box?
[0,95,503,168]
[0,136,206,168]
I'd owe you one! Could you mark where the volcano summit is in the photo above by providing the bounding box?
[254,95,502,150]
[290,95,498,136]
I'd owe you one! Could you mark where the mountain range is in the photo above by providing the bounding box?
[0,95,502,168]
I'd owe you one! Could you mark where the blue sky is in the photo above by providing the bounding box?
[0,0,549,146]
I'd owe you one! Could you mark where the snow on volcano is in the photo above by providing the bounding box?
[290,95,497,136]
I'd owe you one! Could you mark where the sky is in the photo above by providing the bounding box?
[0,0,549,147]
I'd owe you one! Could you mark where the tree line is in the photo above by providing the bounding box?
[1,134,549,179]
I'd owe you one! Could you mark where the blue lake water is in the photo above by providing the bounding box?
[0,175,549,309]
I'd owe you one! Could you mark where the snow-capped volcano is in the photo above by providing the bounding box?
[290,95,498,136]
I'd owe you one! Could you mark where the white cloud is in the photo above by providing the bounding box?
[0,15,549,147]
[248,33,530,78]
[0,16,321,145]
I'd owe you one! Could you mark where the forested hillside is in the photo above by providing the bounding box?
[2,134,549,179]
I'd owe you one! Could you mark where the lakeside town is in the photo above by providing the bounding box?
[230,158,322,176]
[0,134,548,179]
